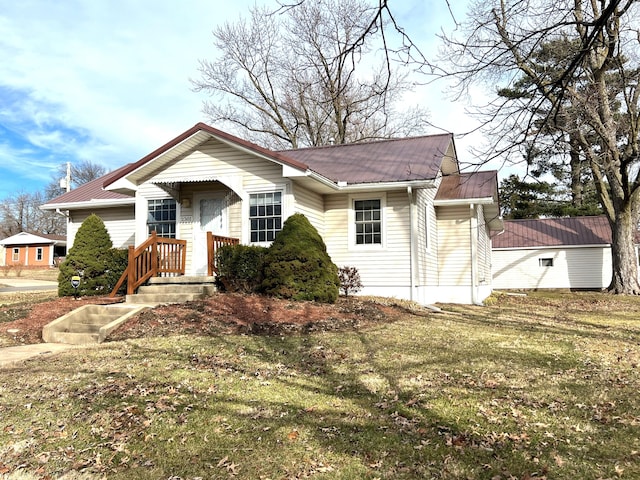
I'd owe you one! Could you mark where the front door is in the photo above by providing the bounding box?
[193,193,227,275]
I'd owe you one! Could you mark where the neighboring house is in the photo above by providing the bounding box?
[0,232,67,268]
[492,216,618,290]
[42,123,503,304]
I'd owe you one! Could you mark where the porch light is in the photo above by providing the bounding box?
[181,198,192,208]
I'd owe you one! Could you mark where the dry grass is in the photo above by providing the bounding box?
[1,291,639,479]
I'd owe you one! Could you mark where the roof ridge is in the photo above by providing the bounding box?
[503,215,607,223]
[281,132,453,153]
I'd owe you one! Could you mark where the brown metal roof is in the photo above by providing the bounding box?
[435,171,499,201]
[282,134,453,184]
[44,164,134,206]
[493,216,612,249]
[45,125,465,206]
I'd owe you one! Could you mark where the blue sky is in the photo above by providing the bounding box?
[0,0,482,200]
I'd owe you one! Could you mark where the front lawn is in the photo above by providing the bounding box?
[1,291,639,479]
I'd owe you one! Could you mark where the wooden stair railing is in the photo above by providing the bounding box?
[207,233,240,275]
[110,231,187,297]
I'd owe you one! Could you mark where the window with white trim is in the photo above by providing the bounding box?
[354,199,382,245]
[147,199,177,238]
[539,257,554,267]
[12,248,19,262]
[36,247,43,262]
[249,191,282,242]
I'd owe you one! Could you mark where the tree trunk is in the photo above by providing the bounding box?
[608,211,640,294]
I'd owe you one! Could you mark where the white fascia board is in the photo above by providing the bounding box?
[282,164,309,177]
[339,179,437,192]
[40,198,135,211]
[104,177,138,193]
[434,197,495,206]
[492,244,611,251]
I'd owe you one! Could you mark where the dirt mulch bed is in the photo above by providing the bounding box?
[0,296,123,346]
[1,293,409,346]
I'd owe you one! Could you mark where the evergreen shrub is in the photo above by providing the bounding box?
[58,214,127,297]
[261,213,339,303]
[215,244,268,293]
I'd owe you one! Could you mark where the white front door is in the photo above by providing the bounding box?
[193,193,227,275]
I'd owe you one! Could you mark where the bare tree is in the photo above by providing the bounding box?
[191,0,430,149]
[45,160,107,200]
[440,0,640,294]
[0,191,65,237]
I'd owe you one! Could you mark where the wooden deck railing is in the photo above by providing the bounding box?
[110,231,187,297]
[207,232,240,275]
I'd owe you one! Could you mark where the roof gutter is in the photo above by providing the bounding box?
[434,197,495,206]
[306,173,438,192]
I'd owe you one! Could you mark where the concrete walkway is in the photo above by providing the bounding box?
[0,343,76,369]
[0,277,67,368]
[0,278,58,293]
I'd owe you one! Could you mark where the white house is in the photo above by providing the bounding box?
[492,216,615,290]
[42,123,503,304]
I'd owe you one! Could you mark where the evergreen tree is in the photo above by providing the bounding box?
[261,213,339,303]
[58,214,123,297]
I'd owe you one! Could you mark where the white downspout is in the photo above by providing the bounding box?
[408,186,415,302]
[470,203,479,305]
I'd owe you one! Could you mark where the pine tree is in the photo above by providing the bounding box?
[58,214,123,297]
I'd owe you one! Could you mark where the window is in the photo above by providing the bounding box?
[539,258,554,267]
[147,199,177,238]
[12,248,19,262]
[250,192,282,242]
[36,247,43,262]
[354,199,381,245]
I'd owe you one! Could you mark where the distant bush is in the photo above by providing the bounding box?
[338,266,363,297]
[215,244,268,293]
[261,213,339,303]
[58,214,126,297]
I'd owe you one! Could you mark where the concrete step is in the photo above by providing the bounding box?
[68,322,105,334]
[126,292,206,304]
[137,284,216,295]
[46,332,99,344]
[43,303,150,345]
[148,275,216,285]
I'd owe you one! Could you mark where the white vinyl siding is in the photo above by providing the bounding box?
[415,187,438,286]
[292,183,324,237]
[476,205,492,286]
[492,246,613,289]
[324,191,411,293]
[68,207,135,250]
[436,205,472,286]
[137,138,293,270]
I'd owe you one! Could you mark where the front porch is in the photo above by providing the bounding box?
[110,231,239,297]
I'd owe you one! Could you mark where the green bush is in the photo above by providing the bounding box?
[216,244,268,293]
[261,213,339,303]
[58,214,127,297]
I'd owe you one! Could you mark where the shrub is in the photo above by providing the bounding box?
[216,244,268,293]
[261,213,339,303]
[338,266,363,297]
[58,214,126,297]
